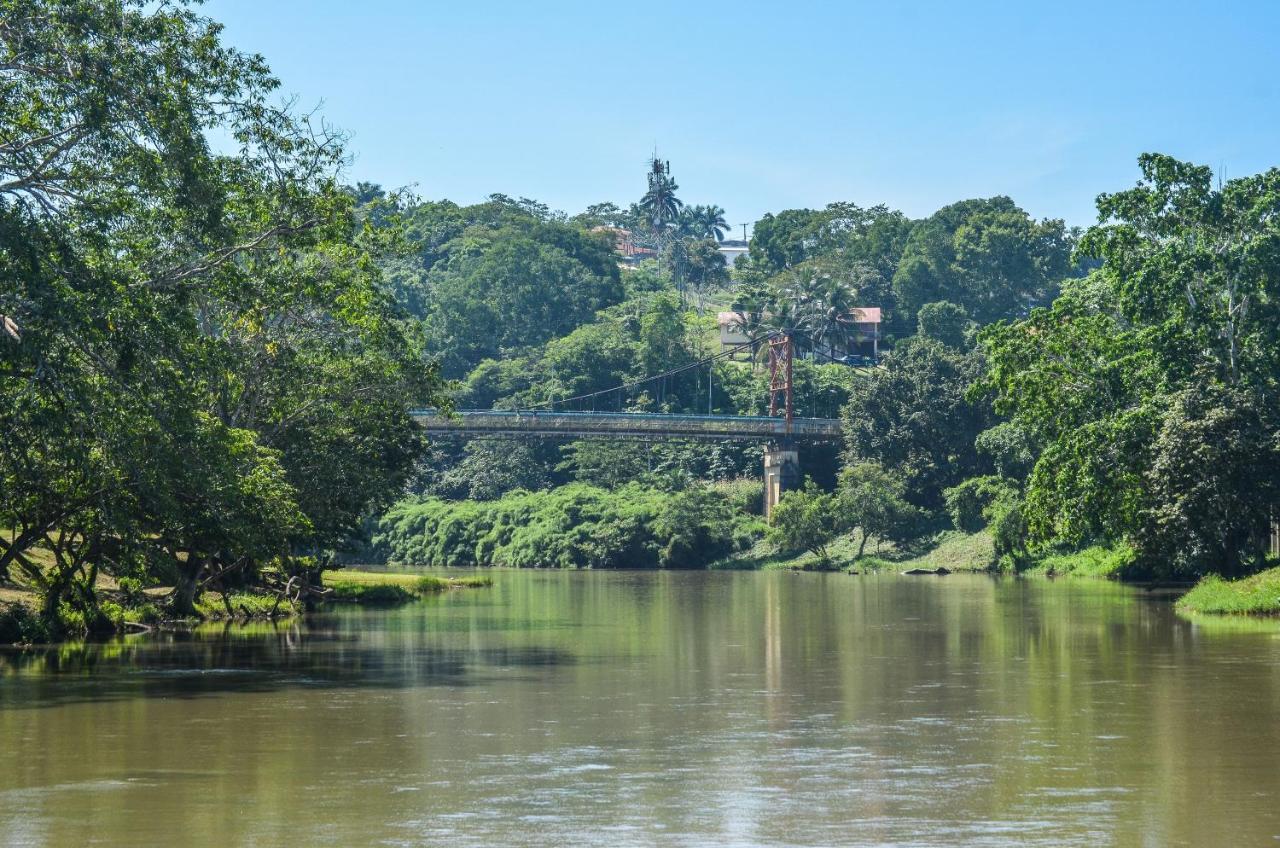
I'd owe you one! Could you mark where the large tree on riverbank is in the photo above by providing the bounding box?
[980,154,1280,578]
[0,0,445,622]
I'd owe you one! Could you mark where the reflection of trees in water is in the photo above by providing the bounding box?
[0,622,576,710]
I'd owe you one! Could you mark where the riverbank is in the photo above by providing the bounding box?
[323,569,493,603]
[712,528,998,573]
[1177,567,1280,617]
[0,569,493,646]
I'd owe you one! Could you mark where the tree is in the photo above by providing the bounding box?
[892,198,1072,328]
[980,154,1280,577]
[653,488,737,567]
[837,463,921,556]
[768,482,842,563]
[678,205,730,242]
[432,441,555,501]
[682,239,731,306]
[424,230,624,376]
[917,301,971,348]
[842,337,994,511]
[0,0,447,625]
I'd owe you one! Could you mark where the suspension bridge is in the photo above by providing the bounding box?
[414,331,850,515]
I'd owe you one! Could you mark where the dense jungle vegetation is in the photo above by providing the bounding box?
[5,0,1280,640]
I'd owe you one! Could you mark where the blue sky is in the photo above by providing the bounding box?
[205,0,1279,233]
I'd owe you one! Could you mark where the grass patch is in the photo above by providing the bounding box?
[892,529,996,573]
[848,556,895,573]
[1022,544,1136,579]
[1177,567,1280,617]
[195,591,295,620]
[321,570,493,604]
[325,581,417,604]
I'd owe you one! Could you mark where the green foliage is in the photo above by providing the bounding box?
[944,476,1012,532]
[1026,545,1137,579]
[707,478,764,516]
[374,484,761,570]
[0,0,447,624]
[115,577,147,607]
[943,476,1026,560]
[974,422,1037,481]
[325,582,418,604]
[981,154,1280,578]
[917,301,971,348]
[768,482,842,562]
[0,603,51,645]
[320,569,490,602]
[892,197,1072,327]
[1136,386,1280,577]
[1178,568,1280,616]
[653,488,739,567]
[837,462,923,555]
[843,337,994,511]
[195,592,293,620]
[423,224,624,377]
[428,440,555,501]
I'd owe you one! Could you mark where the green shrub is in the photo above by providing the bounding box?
[768,482,841,562]
[0,603,51,644]
[944,476,1008,532]
[326,581,417,604]
[708,478,764,516]
[851,556,894,573]
[373,483,760,570]
[124,603,163,625]
[88,601,125,634]
[116,577,147,606]
[943,476,1027,560]
[1030,544,1136,578]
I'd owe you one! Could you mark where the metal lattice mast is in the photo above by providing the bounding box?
[767,332,794,434]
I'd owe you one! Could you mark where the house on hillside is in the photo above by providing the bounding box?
[717,311,755,360]
[716,307,881,363]
[593,226,658,266]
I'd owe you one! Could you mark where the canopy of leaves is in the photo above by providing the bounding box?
[0,0,445,622]
[980,154,1280,577]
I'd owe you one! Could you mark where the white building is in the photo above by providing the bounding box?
[718,239,749,269]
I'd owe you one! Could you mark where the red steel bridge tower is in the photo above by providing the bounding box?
[764,332,799,515]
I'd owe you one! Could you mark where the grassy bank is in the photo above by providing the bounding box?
[321,569,493,604]
[194,592,296,621]
[1177,567,1280,617]
[712,528,998,573]
[890,530,996,573]
[1019,544,1137,579]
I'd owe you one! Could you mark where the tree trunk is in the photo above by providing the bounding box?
[172,554,203,617]
[857,532,869,559]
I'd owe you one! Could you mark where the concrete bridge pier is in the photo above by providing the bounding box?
[763,441,800,519]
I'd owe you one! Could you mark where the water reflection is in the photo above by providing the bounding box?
[1,571,1279,847]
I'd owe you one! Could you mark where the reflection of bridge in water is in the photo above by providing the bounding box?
[415,332,846,515]
[411,409,842,442]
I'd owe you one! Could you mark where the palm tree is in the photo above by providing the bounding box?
[744,262,860,360]
[698,205,729,242]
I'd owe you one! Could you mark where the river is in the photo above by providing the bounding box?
[2,570,1279,847]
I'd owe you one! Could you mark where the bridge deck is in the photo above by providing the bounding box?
[411,410,842,442]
